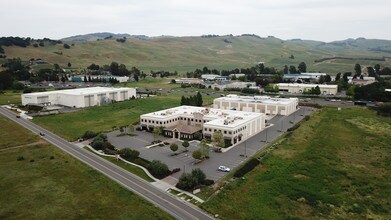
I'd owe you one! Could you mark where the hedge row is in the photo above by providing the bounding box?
[233,158,260,178]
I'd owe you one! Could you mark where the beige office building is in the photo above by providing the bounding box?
[140,106,265,145]
[213,94,298,115]
[276,83,338,95]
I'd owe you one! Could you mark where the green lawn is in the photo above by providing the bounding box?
[0,115,39,149]
[0,116,172,219]
[201,107,391,219]
[0,90,22,105]
[33,94,214,141]
[84,147,154,182]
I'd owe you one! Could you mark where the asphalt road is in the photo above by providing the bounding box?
[0,107,213,220]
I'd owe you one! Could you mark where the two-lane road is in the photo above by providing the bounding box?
[0,107,213,220]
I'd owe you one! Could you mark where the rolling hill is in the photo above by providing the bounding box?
[1,33,391,74]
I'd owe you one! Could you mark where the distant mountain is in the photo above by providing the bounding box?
[61,32,150,42]
[2,34,391,73]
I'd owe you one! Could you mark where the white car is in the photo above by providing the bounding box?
[218,166,231,172]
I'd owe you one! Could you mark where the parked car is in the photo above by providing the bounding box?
[214,147,222,153]
[16,115,21,118]
[218,166,230,172]
[39,132,45,136]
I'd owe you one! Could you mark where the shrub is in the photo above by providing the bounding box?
[176,169,207,190]
[63,43,71,49]
[119,148,140,161]
[147,160,170,179]
[170,143,178,152]
[82,130,98,140]
[192,168,206,185]
[233,158,260,178]
[50,156,55,160]
[133,158,150,167]
[17,156,24,161]
[171,168,181,174]
[204,179,215,186]
[192,150,202,160]
[176,173,197,190]
[287,123,300,132]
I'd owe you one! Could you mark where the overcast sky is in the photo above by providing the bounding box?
[1,0,390,42]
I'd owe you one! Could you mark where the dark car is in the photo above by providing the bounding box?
[39,132,45,136]
[16,115,21,118]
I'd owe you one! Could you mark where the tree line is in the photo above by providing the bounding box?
[180,92,203,106]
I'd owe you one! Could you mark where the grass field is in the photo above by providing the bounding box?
[0,91,22,105]
[33,94,214,140]
[3,36,391,74]
[0,115,39,149]
[0,115,172,219]
[201,107,391,219]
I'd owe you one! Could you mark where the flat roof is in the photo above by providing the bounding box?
[141,105,263,128]
[277,83,337,88]
[215,94,297,105]
[22,87,134,96]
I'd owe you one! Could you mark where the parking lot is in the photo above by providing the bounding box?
[107,107,314,181]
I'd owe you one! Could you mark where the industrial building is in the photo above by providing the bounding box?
[140,106,265,145]
[276,83,338,95]
[213,94,298,115]
[21,87,136,108]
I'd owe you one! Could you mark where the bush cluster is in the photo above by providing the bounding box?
[176,169,214,190]
[233,158,260,178]
[147,160,170,179]
[82,130,98,140]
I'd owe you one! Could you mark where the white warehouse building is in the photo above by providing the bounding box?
[276,83,338,95]
[140,106,265,145]
[21,87,136,108]
[213,94,298,116]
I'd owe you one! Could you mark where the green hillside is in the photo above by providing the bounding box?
[2,35,391,74]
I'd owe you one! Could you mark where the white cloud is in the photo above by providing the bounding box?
[0,0,390,41]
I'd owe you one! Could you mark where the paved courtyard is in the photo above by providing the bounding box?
[107,107,314,181]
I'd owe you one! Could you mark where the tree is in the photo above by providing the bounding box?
[119,148,140,161]
[298,62,307,73]
[67,62,71,67]
[170,143,178,153]
[354,63,361,76]
[176,173,197,190]
[313,86,321,95]
[0,71,13,90]
[199,139,210,158]
[212,131,224,148]
[53,63,60,71]
[289,66,297,74]
[192,168,206,185]
[84,75,87,82]
[147,160,170,179]
[382,67,391,75]
[374,64,381,75]
[324,74,331,83]
[335,72,341,81]
[182,140,190,152]
[63,43,71,49]
[196,92,203,106]
[283,65,289,74]
[367,67,375,77]
[290,54,295,59]
[318,75,325,84]
[346,85,356,97]
[192,149,202,160]
[153,126,163,141]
